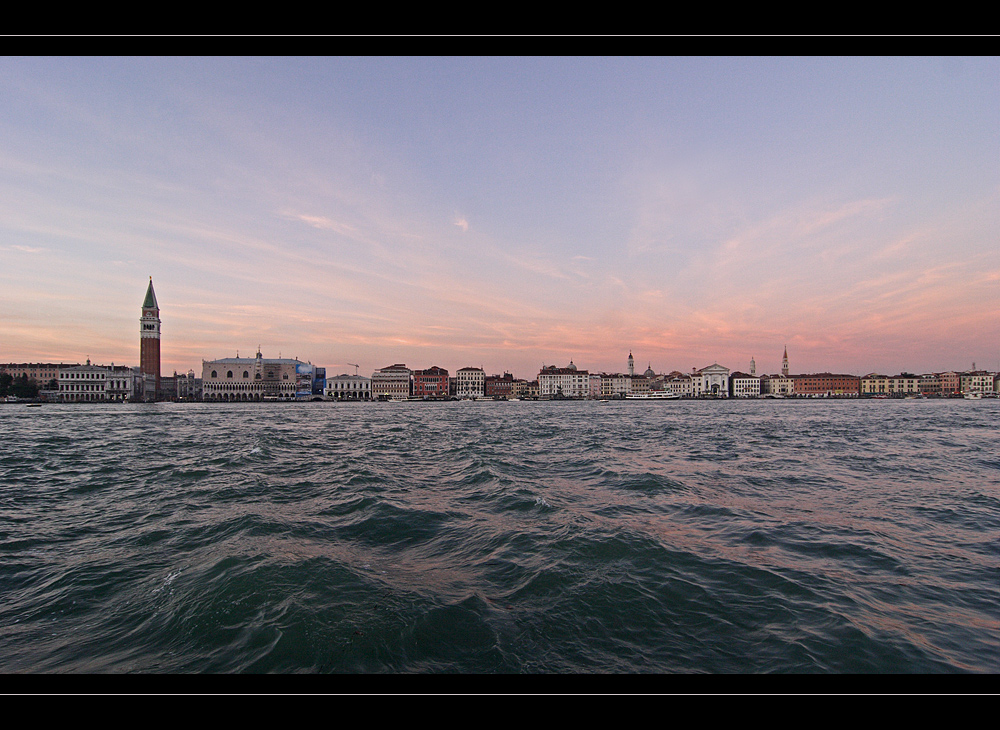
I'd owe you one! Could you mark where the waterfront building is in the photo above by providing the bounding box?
[961,370,995,396]
[539,362,589,399]
[919,373,941,397]
[599,373,631,399]
[175,370,202,401]
[106,364,143,401]
[761,373,794,397]
[630,374,650,395]
[325,374,372,400]
[888,373,921,397]
[484,372,517,399]
[372,364,412,400]
[511,378,530,399]
[662,371,694,398]
[202,350,307,401]
[692,364,730,398]
[456,367,486,399]
[938,371,960,397]
[139,277,161,401]
[59,360,109,402]
[791,373,860,397]
[730,371,761,398]
[412,366,450,399]
[861,373,889,396]
[312,367,326,397]
[159,373,177,401]
[0,362,76,388]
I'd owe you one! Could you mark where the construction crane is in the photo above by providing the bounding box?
[348,363,360,376]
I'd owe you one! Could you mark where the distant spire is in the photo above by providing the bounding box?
[142,277,158,310]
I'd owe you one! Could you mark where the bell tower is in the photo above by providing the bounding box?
[140,276,161,398]
[782,345,789,377]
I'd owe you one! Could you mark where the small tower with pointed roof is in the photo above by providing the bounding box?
[782,346,789,377]
[628,351,634,377]
[140,277,161,398]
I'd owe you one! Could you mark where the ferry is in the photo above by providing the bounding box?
[625,391,680,400]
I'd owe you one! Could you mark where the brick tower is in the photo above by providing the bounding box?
[140,277,161,399]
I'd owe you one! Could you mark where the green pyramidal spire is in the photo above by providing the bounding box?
[143,276,158,310]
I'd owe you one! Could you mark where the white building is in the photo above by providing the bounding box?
[455,367,485,399]
[59,360,109,402]
[538,362,589,399]
[372,364,411,400]
[202,350,308,401]
[961,370,996,395]
[729,371,761,398]
[326,374,372,400]
[692,363,730,398]
[106,364,144,401]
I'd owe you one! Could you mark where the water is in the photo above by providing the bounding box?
[1,399,998,673]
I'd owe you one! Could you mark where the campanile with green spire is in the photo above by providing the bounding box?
[140,277,161,398]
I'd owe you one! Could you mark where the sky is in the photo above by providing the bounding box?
[1,56,998,379]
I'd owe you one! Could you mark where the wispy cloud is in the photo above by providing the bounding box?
[288,213,361,238]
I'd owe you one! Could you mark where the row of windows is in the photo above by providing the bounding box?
[209,370,288,380]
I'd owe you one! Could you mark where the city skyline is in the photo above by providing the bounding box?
[2,57,998,377]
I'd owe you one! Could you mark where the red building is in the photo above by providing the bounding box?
[789,373,860,397]
[485,372,516,398]
[411,366,449,399]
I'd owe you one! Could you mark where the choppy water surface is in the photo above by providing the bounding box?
[1,399,997,673]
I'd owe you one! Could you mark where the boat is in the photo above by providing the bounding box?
[964,392,983,400]
[625,391,680,400]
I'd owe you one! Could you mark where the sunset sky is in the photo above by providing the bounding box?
[2,57,998,379]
